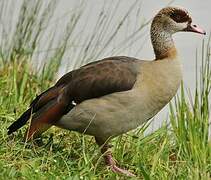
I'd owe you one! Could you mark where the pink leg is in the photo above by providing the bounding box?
[98,141,135,177]
[104,150,135,176]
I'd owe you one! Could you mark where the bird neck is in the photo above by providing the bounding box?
[150,20,177,60]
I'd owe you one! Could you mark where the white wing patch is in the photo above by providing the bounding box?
[72,100,77,105]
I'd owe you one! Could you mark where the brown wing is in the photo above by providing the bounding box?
[57,56,139,103]
[8,56,139,140]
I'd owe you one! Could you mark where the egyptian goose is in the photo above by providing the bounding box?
[8,7,205,176]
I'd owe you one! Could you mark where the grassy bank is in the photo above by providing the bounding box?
[0,42,210,180]
[0,1,211,179]
[0,50,210,179]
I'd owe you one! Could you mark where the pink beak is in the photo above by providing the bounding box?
[185,23,206,35]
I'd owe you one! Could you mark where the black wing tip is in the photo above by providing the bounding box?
[7,121,21,135]
[7,121,22,135]
[7,128,13,135]
[7,122,17,135]
[7,108,32,135]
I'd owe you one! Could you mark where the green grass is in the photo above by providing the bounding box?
[0,1,211,179]
[0,43,210,180]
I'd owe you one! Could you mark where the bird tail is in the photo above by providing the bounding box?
[8,108,32,135]
[8,86,67,138]
[24,98,67,141]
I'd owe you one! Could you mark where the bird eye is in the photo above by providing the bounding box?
[176,15,181,19]
[170,12,190,23]
[175,14,182,20]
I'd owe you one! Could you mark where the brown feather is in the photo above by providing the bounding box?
[170,9,191,23]
[25,95,69,140]
[57,56,139,103]
[31,87,62,112]
[9,56,139,137]
[157,7,192,23]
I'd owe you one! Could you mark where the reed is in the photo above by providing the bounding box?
[0,1,210,179]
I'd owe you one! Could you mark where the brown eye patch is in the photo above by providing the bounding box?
[170,9,191,23]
